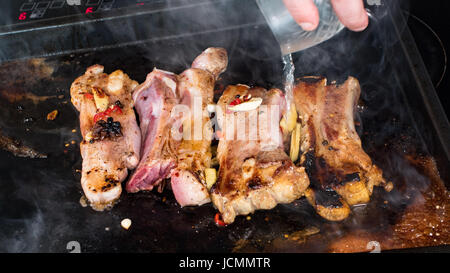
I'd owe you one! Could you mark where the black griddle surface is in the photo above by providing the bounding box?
[0,4,449,253]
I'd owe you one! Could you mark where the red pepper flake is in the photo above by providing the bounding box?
[229,98,242,106]
[214,212,227,227]
[84,93,94,99]
[93,105,123,123]
[93,112,108,123]
[109,105,123,115]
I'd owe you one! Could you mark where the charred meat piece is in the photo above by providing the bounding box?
[304,188,351,222]
[293,76,391,221]
[0,130,47,158]
[301,150,352,221]
[171,48,228,207]
[125,69,180,193]
[70,65,141,210]
[211,85,310,224]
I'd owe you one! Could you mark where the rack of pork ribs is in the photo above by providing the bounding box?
[70,48,392,223]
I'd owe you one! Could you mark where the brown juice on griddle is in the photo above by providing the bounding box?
[249,54,450,253]
[0,52,448,253]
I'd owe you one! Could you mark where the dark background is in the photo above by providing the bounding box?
[409,0,449,118]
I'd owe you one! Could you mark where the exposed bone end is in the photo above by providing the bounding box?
[192,47,228,80]
[81,170,123,205]
[83,182,122,212]
[179,68,214,102]
[86,64,104,75]
[171,169,211,207]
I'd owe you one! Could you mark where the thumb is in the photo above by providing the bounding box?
[331,0,368,31]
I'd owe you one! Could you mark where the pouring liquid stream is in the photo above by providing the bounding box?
[282,53,295,126]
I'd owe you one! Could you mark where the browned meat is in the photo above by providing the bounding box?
[126,48,227,202]
[171,48,228,207]
[211,85,310,224]
[0,130,47,158]
[125,69,180,193]
[70,65,141,210]
[293,76,392,221]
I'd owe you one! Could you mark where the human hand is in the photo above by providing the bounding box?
[283,0,369,32]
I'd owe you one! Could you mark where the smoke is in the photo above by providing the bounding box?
[291,1,407,81]
[0,166,57,252]
[0,0,446,253]
[0,206,44,253]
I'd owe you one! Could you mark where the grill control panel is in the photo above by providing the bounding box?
[2,0,171,26]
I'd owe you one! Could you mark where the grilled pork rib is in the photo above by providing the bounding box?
[211,85,310,224]
[125,69,180,193]
[70,65,141,210]
[171,48,228,207]
[126,48,228,202]
[293,76,391,221]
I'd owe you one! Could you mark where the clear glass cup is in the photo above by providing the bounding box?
[256,0,345,55]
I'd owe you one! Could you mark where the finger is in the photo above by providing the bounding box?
[331,0,368,31]
[283,0,320,31]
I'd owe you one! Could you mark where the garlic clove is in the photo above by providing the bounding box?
[121,218,132,230]
[228,97,263,112]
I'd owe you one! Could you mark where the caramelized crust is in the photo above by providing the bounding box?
[211,85,309,224]
[293,76,391,221]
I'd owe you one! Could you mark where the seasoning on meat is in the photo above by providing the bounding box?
[93,103,123,123]
[92,86,109,111]
[211,85,310,224]
[90,117,122,142]
[70,64,141,211]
